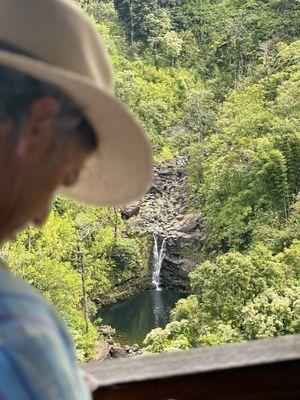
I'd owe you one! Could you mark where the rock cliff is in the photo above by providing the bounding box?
[122,154,203,292]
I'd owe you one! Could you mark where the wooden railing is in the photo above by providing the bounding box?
[84,334,300,399]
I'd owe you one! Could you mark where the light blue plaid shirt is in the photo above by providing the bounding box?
[0,264,91,399]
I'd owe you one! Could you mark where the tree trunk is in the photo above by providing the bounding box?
[128,0,134,47]
[78,244,89,333]
[114,207,118,242]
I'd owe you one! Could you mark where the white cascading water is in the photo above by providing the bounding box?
[152,229,166,290]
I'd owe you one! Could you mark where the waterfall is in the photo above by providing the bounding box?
[152,228,166,290]
[151,289,164,326]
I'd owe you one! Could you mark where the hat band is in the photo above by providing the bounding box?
[0,40,38,60]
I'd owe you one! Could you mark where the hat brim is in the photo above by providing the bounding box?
[0,50,153,206]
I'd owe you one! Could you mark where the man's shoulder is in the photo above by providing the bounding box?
[0,266,91,399]
[0,265,54,319]
[0,264,44,299]
[0,265,70,348]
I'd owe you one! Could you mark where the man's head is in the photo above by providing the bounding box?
[0,63,98,242]
[0,0,152,234]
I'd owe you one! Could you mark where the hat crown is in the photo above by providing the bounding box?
[0,0,114,91]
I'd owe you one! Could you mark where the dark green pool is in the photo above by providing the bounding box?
[98,289,186,346]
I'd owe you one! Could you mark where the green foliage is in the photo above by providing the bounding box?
[3,199,151,361]
[75,0,125,55]
[3,0,299,360]
[144,321,194,353]
[168,88,218,151]
[191,248,286,326]
[145,237,300,352]
[114,59,201,152]
[114,0,300,80]
[187,46,300,253]
[106,239,141,271]
[142,37,299,353]
[242,286,300,340]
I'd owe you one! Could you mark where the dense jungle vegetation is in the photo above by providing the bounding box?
[2,0,299,360]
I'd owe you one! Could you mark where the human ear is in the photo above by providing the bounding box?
[17,96,60,158]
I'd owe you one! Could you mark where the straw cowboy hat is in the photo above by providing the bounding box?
[0,0,153,206]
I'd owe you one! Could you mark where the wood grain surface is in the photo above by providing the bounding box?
[84,334,300,399]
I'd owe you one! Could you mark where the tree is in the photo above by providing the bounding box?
[242,286,300,339]
[2,198,151,361]
[144,242,299,353]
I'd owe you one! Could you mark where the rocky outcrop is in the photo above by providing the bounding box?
[122,154,203,292]
[122,154,188,233]
[161,214,203,292]
[95,325,143,361]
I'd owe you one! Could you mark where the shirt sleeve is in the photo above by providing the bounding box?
[0,269,92,400]
[0,329,91,400]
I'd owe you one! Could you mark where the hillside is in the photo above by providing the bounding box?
[2,0,299,360]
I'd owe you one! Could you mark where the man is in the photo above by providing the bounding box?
[0,0,152,398]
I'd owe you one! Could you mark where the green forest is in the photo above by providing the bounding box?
[2,0,299,361]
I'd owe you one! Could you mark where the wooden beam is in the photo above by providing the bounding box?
[84,334,300,399]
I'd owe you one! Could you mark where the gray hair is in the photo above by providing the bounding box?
[0,42,97,151]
